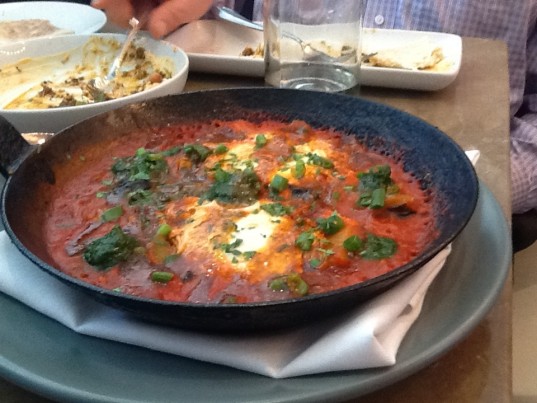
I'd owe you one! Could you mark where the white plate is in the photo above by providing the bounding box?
[0,33,189,133]
[0,1,107,38]
[166,20,462,91]
[166,20,265,77]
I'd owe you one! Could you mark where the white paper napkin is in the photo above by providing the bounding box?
[0,151,478,378]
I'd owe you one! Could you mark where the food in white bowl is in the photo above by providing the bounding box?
[0,19,73,43]
[0,1,107,46]
[0,33,189,133]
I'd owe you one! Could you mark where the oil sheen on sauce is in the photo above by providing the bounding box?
[44,119,437,304]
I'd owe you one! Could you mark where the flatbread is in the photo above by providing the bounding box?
[0,19,72,43]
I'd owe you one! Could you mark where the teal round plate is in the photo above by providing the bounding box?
[0,182,510,402]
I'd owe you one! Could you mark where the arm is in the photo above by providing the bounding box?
[511,22,537,214]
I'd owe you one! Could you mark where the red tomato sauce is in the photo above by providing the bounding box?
[44,120,438,303]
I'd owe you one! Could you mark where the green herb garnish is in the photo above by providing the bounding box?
[127,189,154,206]
[260,202,293,217]
[357,165,393,209]
[255,134,268,148]
[309,258,321,268]
[306,152,334,169]
[269,174,288,193]
[150,271,174,283]
[214,144,228,155]
[316,212,344,235]
[268,272,309,296]
[343,235,362,252]
[83,225,138,270]
[220,239,243,256]
[156,223,172,237]
[295,230,315,251]
[184,144,212,163]
[111,148,167,183]
[202,167,261,204]
[161,146,181,157]
[293,159,306,179]
[101,205,123,222]
[360,234,397,259]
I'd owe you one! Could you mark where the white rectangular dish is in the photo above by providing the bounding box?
[166,20,462,91]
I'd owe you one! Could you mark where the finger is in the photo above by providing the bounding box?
[91,0,136,28]
[146,0,213,38]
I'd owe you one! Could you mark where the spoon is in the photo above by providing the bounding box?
[212,6,356,63]
[88,17,142,94]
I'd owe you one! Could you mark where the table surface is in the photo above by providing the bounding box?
[1,36,512,402]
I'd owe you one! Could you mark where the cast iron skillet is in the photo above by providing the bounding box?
[0,88,479,332]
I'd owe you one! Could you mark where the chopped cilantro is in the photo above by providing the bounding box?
[357,165,393,209]
[261,202,293,216]
[306,152,334,169]
[296,230,315,251]
[221,239,243,255]
[111,148,167,183]
[317,212,344,235]
[202,167,261,204]
[360,234,397,259]
[83,225,138,270]
[343,235,362,252]
[184,144,212,163]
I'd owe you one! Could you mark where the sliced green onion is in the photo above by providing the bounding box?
[214,144,228,155]
[293,159,306,179]
[268,273,308,296]
[150,271,174,283]
[287,273,309,296]
[268,276,287,292]
[270,174,288,193]
[255,134,268,148]
[101,205,123,222]
[370,187,386,209]
[156,223,172,237]
[161,146,181,156]
[307,153,334,169]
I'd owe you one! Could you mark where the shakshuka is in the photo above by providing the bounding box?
[44,119,437,303]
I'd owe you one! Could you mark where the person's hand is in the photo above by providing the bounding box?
[91,0,213,38]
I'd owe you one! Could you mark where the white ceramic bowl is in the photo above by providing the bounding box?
[0,1,107,37]
[0,33,189,133]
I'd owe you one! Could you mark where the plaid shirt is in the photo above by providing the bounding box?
[248,0,537,212]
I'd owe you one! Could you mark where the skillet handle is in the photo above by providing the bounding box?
[0,115,33,178]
